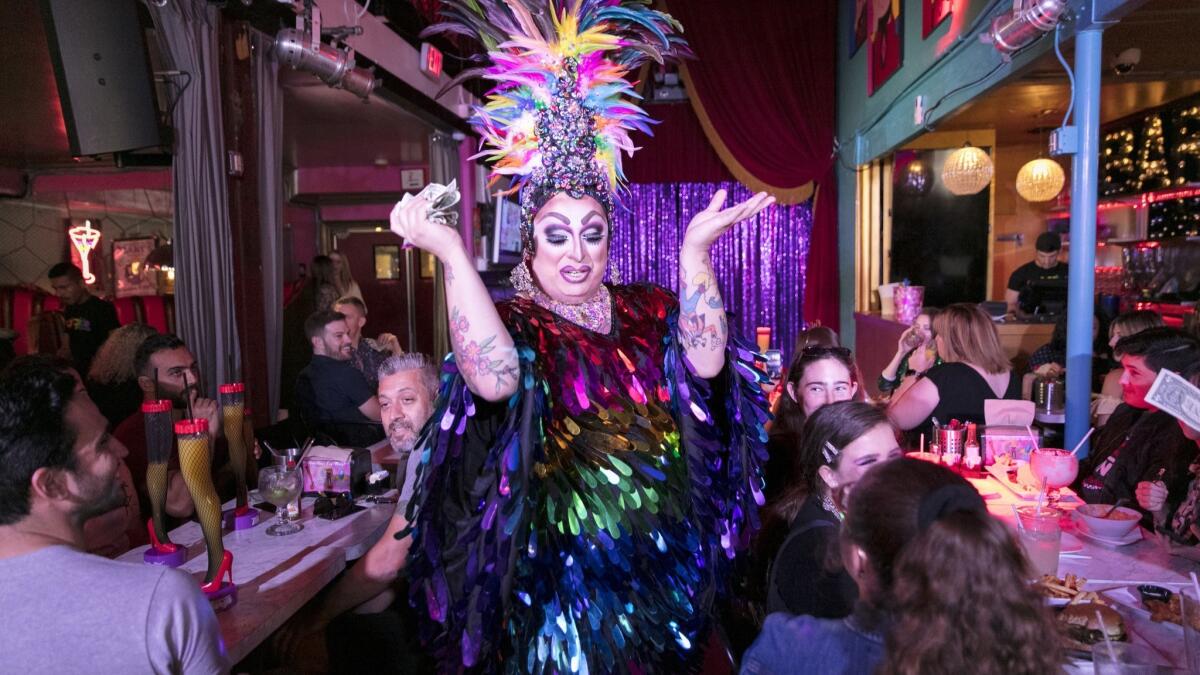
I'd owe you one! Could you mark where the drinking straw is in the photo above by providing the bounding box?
[1068,427,1096,457]
[1025,425,1041,453]
[1191,571,1200,605]
[153,367,159,400]
[1096,610,1120,666]
[919,433,925,453]
[181,371,194,421]
[1011,505,1025,534]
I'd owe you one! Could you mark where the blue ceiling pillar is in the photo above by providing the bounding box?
[1064,24,1103,457]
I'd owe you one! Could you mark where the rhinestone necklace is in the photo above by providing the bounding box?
[525,284,613,334]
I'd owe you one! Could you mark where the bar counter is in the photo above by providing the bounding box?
[854,312,1054,398]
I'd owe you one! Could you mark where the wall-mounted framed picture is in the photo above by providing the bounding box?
[867,0,903,96]
[922,0,951,38]
[850,0,870,56]
[374,244,401,280]
[112,237,158,297]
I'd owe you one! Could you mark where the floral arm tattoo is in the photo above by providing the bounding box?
[450,306,518,395]
[678,253,728,354]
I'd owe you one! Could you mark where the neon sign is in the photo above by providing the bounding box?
[68,220,102,285]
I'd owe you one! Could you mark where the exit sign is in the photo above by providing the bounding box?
[420,43,443,80]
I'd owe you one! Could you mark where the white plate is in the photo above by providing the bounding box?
[1072,512,1143,546]
[1060,531,1084,553]
[985,462,1080,503]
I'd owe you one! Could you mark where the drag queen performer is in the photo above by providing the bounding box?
[390,1,774,671]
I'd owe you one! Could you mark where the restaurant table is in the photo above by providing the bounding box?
[117,492,398,665]
[966,473,1195,671]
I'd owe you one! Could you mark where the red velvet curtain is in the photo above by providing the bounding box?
[624,104,734,184]
[664,0,840,330]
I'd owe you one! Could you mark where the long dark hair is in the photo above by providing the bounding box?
[845,459,1062,675]
[771,346,859,440]
[757,401,891,560]
[307,255,337,291]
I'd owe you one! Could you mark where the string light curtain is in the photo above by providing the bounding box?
[609,182,812,361]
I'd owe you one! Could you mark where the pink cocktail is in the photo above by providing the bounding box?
[1030,449,1078,505]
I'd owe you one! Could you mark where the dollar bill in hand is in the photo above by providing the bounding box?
[398,179,461,227]
[1145,368,1200,433]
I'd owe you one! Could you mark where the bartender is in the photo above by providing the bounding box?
[1006,232,1069,316]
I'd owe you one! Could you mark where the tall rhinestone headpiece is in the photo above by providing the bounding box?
[422,0,692,247]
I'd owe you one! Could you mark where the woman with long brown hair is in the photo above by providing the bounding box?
[741,458,1063,674]
[765,346,861,501]
[329,251,363,303]
[887,303,1019,432]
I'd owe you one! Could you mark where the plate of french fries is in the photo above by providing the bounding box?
[1038,574,1107,607]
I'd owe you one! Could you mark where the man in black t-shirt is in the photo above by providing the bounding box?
[1005,232,1069,316]
[296,310,384,446]
[49,262,120,375]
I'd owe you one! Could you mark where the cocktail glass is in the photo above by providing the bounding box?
[1030,448,1079,507]
[259,466,304,536]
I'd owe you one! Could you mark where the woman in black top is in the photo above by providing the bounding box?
[888,303,1020,432]
[756,402,901,618]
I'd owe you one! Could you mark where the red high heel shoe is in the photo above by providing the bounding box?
[147,519,178,553]
[201,550,234,594]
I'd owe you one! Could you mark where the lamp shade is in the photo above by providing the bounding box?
[941,145,994,195]
[1015,157,1065,202]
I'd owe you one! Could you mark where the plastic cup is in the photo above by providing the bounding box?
[1016,506,1061,577]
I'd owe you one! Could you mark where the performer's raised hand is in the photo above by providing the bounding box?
[389,196,463,262]
[681,189,775,253]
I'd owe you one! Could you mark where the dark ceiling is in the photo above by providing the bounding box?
[0,0,74,168]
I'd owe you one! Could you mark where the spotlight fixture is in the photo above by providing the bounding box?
[985,0,1068,54]
[274,28,378,100]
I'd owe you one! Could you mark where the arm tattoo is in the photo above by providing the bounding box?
[678,262,727,352]
[444,265,455,286]
[450,307,518,394]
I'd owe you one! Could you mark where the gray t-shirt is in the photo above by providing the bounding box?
[0,545,229,674]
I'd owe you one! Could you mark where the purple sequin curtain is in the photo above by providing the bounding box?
[609,182,812,362]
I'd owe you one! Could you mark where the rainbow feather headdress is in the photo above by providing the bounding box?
[423,0,691,244]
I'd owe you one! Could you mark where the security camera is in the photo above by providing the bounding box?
[1111,47,1141,75]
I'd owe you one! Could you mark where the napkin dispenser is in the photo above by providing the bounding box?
[300,446,371,496]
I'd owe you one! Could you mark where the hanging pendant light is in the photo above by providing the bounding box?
[1016,157,1065,202]
[941,144,994,195]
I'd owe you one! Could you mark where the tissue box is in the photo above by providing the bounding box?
[300,446,371,496]
[981,425,1041,465]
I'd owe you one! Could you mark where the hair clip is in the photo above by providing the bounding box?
[823,441,840,464]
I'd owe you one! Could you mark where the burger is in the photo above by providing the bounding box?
[1058,603,1126,646]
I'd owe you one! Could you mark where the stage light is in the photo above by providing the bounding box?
[942,145,993,196]
[1016,158,1065,202]
[986,0,1068,54]
[274,28,378,100]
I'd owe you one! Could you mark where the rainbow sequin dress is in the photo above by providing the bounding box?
[405,284,770,673]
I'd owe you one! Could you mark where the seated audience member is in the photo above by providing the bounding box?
[296,310,384,446]
[758,402,900,620]
[1137,362,1200,562]
[877,308,941,398]
[115,332,242,527]
[333,296,402,390]
[742,459,1061,675]
[48,262,121,376]
[1095,310,1166,423]
[86,323,158,429]
[0,357,227,673]
[887,303,1020,432]
[1076,328,1200,522]
[276,353,439,674]
[766,346,861,501]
